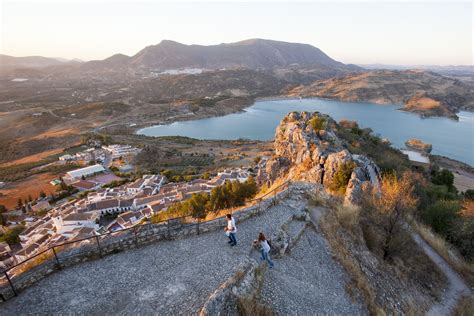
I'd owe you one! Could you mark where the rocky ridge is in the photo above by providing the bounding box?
[257,111,381,204]
[288,70,474,119]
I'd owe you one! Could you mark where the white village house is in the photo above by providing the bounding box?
[64,164,105,181]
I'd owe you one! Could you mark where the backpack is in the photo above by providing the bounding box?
[267,239,272,249]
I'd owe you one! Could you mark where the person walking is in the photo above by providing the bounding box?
[257,232,274,268]
[225,214,237,246]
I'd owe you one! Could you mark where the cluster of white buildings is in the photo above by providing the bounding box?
[58,144,140,167]
[59,148,106,165]
[1,168,251,268]
[102,144,140,160]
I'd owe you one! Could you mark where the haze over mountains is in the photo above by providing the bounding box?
[1,38,472,122]
[1,39,358,74]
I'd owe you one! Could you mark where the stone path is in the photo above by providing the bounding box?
[2,187,367,315]
[2,196,308,315]
[259,207,367,315]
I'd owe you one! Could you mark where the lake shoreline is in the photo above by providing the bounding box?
[137,98,473,167]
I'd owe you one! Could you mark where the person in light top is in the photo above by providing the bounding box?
[255,232,274,268]
[225,214,237,246]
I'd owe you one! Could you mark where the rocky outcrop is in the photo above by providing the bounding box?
[405,138,432,153]
[258,111,381,204]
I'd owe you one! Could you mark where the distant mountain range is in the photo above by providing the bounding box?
[359,64,474,78]
[1,39,358,74]
[0,54,66,68]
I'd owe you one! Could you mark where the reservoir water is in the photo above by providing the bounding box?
[138,98,474,166]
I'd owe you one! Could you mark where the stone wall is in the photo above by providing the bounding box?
[199,258,261,316]
[0,184,292,302]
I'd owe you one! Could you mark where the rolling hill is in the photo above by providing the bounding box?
[289,70,474,118]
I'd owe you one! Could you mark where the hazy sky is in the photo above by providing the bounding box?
[1,0,472,65]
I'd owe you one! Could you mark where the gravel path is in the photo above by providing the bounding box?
[2,197,307,315]
[259,209,367,315]
[411,232,473,316]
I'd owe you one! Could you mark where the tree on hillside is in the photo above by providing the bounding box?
[431,168,455,191]
[463,189,474,201]
[188,193,209,219]
[1,225,25,246]
[363,172,418,259]
[209,186,227,212]
[17,198,23,209]
[0,205,6,226]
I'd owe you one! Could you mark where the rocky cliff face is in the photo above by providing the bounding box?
[257,111,381,204]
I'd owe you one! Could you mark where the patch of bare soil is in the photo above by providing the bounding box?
[0,173,57,209]
[0,149,65,167]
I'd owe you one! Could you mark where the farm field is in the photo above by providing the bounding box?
[0,173,58,209]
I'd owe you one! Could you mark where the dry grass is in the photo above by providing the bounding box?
[335,203,360,232]
[411,220,474,287]
[318,209,383,315]
[0,148,65,167]
[237,296,273,316]
[315,193,443,314]
[452,296,474,316]
[0,172,57,208]
[322,216,384,315]
[26,127,80,142]
[254,177,287,199]
[405,95,441,110]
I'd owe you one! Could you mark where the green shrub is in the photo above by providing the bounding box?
[448,217,474,261]
[421,200,461,236]
[0,225,25,245]
[151,177,258,222]
[463,189,474,201]
[329,161,356,194]
[308,116,326,132]
[431,169,455,190]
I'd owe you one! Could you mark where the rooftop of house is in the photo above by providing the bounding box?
[15,242,40,257]
[89,199,119,211]
[71,180,98,190]
[65,164,105,179]
[0,241,11,254]
[31,200,51,212]
[63,212,97,222]
[69,227,96,242]
[128,178,146,189]
[401,150,430,164]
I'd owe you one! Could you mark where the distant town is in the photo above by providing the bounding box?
[0,142,254,269]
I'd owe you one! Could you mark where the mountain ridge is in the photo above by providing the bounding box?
[123,38,350,71]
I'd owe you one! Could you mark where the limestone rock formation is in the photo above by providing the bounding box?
[258,111,381,204]
[405,138,432,153]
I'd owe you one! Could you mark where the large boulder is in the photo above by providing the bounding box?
[322,149,353,187]
[260,111,381,205]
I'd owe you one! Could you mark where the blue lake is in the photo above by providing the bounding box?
[138,98,474,166]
